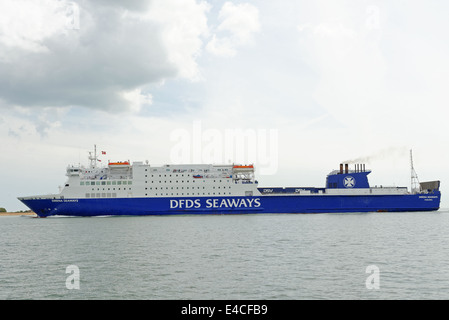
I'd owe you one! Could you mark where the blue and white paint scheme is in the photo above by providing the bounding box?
[18,147,441,217]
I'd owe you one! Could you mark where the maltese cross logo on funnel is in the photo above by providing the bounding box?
[343,176,356,188]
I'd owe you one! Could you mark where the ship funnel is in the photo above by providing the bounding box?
[340,164,343,174]
[345,164,348,174]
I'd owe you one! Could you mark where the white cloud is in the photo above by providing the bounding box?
[217,2,260,43]
[206,2,260,57]
[146,0,211,80]
[121,88,153,113]
[206,34,236,57]
[0,0,75,53]
[309,22,357,39]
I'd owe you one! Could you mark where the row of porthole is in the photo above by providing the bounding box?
[144,186,231,190]
[83,192,232,197]
[145,192,232,196]
[80,181,132,186]
[144,179,230,183]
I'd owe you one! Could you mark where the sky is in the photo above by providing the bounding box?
[1,0,448,211]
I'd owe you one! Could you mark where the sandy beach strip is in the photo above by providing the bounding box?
[0,212,37,216]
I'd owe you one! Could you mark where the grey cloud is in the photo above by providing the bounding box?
[0,0,177,112]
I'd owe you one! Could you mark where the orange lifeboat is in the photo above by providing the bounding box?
[109,161,130,166]
[233,165,254,169]
[108,161,130,168]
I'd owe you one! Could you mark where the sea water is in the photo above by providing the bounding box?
[1,210,449,300]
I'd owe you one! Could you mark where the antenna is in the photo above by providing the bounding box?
[88,144,98,168]
[410,149,420,194]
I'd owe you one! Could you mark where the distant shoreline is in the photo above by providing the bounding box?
[0,212,37,216]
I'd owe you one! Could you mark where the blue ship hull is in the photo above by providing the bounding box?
[21,192,441,217]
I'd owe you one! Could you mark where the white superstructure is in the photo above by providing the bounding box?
[61,146,260,200]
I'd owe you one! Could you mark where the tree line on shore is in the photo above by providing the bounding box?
[0,207,32,213]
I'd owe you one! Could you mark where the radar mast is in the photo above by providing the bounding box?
[88,145,98,168]
[410,149,420,194]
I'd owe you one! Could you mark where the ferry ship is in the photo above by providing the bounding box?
[18,147,441,217]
